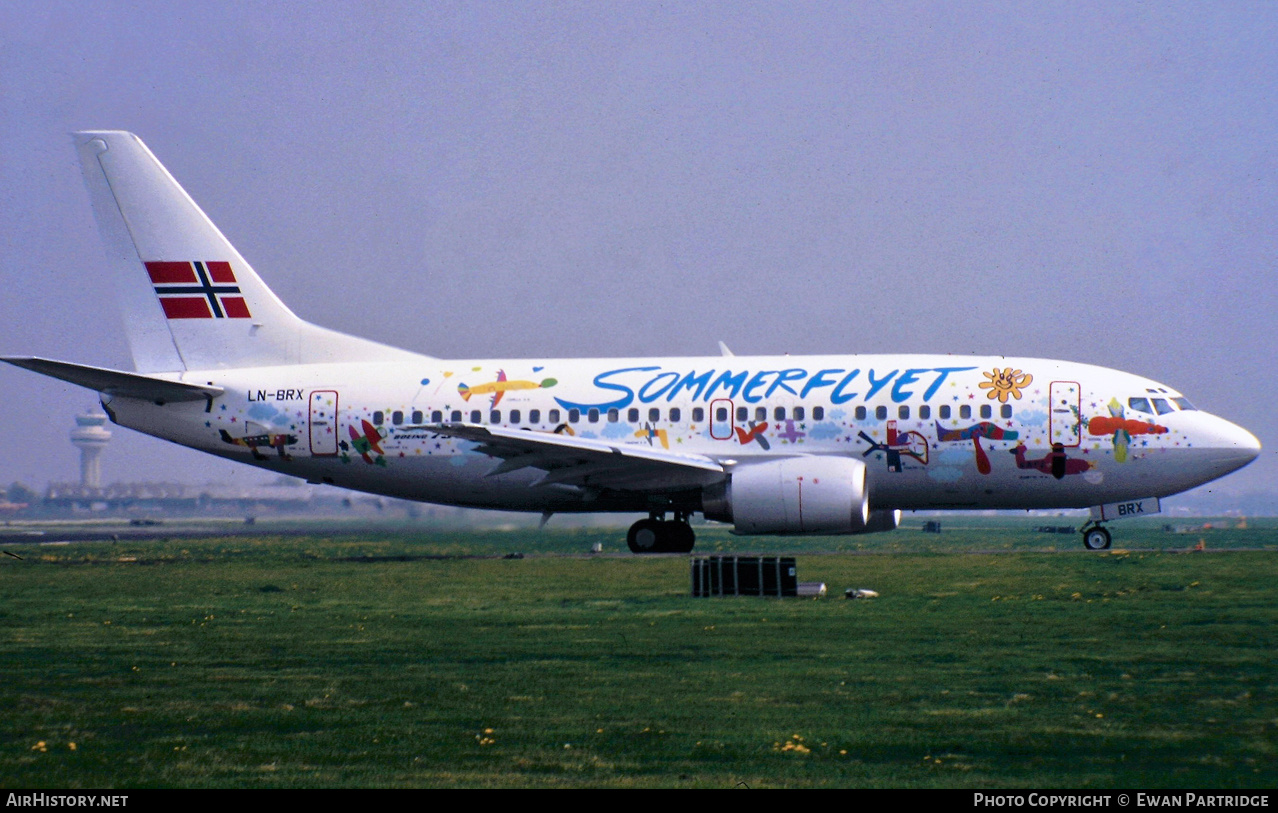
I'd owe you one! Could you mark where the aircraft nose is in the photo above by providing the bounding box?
[1209,416,1261,474]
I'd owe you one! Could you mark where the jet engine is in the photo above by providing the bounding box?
[862,507,902,533]
[703,456,887,535]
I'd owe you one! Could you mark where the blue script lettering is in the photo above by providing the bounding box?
[554,366,659,411]
[865,369,898,400]
[830,369,861,404]
[554,364,977,411]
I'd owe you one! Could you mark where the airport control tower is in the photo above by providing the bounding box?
[70,409,112,489]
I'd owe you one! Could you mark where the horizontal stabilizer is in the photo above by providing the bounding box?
[2,357,223,402]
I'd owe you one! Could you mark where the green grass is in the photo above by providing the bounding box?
[1,522,1275,787]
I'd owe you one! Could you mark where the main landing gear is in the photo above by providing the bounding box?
[627,511,696,554]
[1080,521,1112,551]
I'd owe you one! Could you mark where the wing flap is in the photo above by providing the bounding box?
[431,423,726,491]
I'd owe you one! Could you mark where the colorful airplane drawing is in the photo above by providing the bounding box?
[635,423,670,449]
[219,427,298,461]
[775,420,806,444]
[345,419,386,465]
[935,421,1019,475]
[1010,442,1095,479]
[1088,398,1169,463]
[734,421,770,449]
[457,370,558,408]
[859,420,929,472]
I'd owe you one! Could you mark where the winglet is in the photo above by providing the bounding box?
[718,341,734,357]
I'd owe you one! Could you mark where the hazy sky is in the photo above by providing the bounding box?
[1,2,1275,504]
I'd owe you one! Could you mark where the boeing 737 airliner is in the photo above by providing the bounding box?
[4,132,1261,552]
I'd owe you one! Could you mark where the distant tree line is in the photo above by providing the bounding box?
[4,482,38,504]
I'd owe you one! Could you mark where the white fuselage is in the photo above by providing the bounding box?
[102,353,1260,515]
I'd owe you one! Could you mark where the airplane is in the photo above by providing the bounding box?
[3,132,1262,553]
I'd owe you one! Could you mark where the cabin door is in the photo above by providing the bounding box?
[1049,381,1081,447]
[309,390,340,456]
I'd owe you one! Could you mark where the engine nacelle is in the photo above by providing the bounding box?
[862,508,902,534]
[703,456,872,535]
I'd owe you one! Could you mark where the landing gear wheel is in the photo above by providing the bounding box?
[627,519,662,553]
[669,521,696,553]
[1083,526,1112,551]
[627,518,697,553]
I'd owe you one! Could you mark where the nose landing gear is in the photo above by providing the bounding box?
[1080,521,1112,551]
[626,511,696,554]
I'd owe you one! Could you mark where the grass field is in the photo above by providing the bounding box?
[2,517,1275,788]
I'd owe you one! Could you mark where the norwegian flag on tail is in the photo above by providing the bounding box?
[145,261,251,319]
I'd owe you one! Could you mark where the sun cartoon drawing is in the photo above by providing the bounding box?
[979,367,1033,402]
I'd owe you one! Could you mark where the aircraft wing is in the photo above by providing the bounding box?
[428,424,727,491]
[2,357,224,403]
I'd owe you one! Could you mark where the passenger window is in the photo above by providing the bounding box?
[470,410,481,423]
[1152,398,1174,415]
[1127,397,1152,414]
[855,406,867,421]
[669,408,681,422]
[412,410,423,424]
[529,409,541,423]
[716,407,728,422]
[980,404,991,419]
[548,409,560,424]
[794,406,805,421]
[490,411,501,424]
[649,408,660,422]
[755,407,767,422]
[510,410,520,424]
[392,411,403,425]
[431,410,442,423]
[569,409,581,423]
[939,405,951,419]
[373,411,384,425]
[607,408,619,423]
[1172,397,1196,411]
[1000,404,1012,419]
[813,406,824,421]
[737,407,748,422]
[774,407,786,421]
[628,408,639,423]
[875,406,887,420]
[692,407,704,423]
[588,408,600,423]
[919,405,930,420]
[898,406,909,420]
[960,405,971,419]
[450,410,461,422]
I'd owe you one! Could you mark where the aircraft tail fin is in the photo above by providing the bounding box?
[74,131,422,372]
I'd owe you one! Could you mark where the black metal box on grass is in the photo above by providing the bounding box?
[691,555,797,597]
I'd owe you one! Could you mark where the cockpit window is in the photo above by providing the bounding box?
[1127,397,1152,414]
[1151,398,1175,415]
[1172,397,1196,411]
